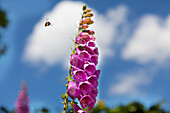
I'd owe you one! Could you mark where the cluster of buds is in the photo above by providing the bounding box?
[15,81,29,113]
[67,4,100,112]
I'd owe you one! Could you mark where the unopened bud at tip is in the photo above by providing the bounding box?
[83,4,87,10]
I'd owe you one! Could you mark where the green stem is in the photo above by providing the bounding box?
[62,12,85,113]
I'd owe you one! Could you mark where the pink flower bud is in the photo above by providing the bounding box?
[87,30,95,35]
[85,13,93,17]
[80,32,90,39]
[82,24,88,29]
[81,18,91,24]
[67,80,81,100]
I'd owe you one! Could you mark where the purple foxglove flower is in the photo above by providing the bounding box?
[79,51,91,62]
[84,46,94,55]
[76,47,90,62]
[70,54,83,68]
[89,88,98,99]
[15,82,29,113]
[90,35,96,41]
[87,75,98,87]
[84,63,96,75]
[76,46,84,54]
[73,103,81,112]
[93,47,99,55]
[80,32,89,39]
[82,24,88,29]
[67,80,81,100]
[79,32,90,41]
[90,55,98,65]
[94,70,100,79]
[88,99,96,111]
[73,69,87,82]
[79,81,91,94]
[87,41,96,47]
[80,95,95,110]
[73,103,88,113]
[76,36,86,46]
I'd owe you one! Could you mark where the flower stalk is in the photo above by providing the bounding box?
[61,4,100,113]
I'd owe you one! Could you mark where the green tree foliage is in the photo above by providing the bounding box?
[0,8,8,57]
[0,101,170,113]
[90,101,170,113]
[0,106,9,113]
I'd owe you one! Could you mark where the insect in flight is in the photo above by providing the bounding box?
[45,18,52,27]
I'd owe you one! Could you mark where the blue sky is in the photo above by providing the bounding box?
[0,0,170,112]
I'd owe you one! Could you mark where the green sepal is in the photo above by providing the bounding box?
[64,77,68,81]
[64,83,68,87]
[63,105,68,110]
[61,94,66,99]
[60,100,65,104]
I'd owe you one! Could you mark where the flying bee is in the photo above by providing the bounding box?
[45,18,52,27]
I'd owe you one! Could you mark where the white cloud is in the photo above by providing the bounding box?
[122,15,170,64]
[23,1,128,67]
[109,70,152,96]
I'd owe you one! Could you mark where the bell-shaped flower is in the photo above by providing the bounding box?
[67,80,81,100]
[90,35,96,41]
[90,55,98,65]
[76,47,90,62]
[87,75,98,87]
[94,70,100,79]
[80,32,89,39]
[79,81,91,94]
[84,46,94,55]
[70,54,83,68]
[93,47,99,55]
[83,63,96,75]
[73,69,87,82]
[80,95,95,110]
[79,51,91,62]
[76,36,86,46]
[88,99,96,111]
[89,88,98,99]
[73,103,88,113]
[87,41,95,47]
